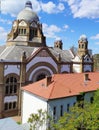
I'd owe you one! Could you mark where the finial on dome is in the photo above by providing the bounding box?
[25,1,32,9]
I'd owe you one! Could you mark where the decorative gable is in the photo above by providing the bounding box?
[36,50,50,57]
[19,21,27,26]
[30,22,37,28]
[72,55,81,62]
[84,55,92,63]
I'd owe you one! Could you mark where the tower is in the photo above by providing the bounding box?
[73,35,93,73]
[77,35,88,57]
[54,40,63,49]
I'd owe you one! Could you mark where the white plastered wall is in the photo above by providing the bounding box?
[73,64,81,73]
[22,91,47,124]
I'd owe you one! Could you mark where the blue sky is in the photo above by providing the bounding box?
[0,0,99,54]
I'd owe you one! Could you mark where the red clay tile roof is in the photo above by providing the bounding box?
[22,72,99,100]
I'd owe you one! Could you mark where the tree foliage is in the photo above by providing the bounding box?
[28,109,51,130]
[93,54,99,71]
[53,90,99,130]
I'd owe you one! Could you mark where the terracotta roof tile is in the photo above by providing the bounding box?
[22,72,99,100]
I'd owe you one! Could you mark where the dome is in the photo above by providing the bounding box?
[17,1,39,22]
[79,34,88,42]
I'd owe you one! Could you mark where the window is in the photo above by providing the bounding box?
[34,29,37,36]
[14,85,17,93]
[77,93,84,102]
[10,85,13,93]
[60,105,63,116]
[13,102,17,109]
[21,29,23,34]
[9,102,12,109]
[4,102,17,111]
[4,103,8,110]
[24,29,26,34]
[67,104,70,112]
[53,106,56,122]
[73,102,76,106]
[5,86,9,94]
[82,44,84,48]
[53,106,56,116]
[18,28,26,35]
[87,58,89,61]
[18,29,20,34]
[36,73,46,81]
[5,76,18,95]
[90,97,94,103]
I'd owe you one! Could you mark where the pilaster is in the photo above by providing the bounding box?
[18,52,26,115]
[0,62,4,118]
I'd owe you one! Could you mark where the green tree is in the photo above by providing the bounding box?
[28,109,51,130]
[53,90,99,130]
[93,54,99,71]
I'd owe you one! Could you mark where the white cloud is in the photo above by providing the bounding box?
[41,1,65,14]
[0,27,7,42]
[71,30,75,32]
[95,42,99,45]
[63,24,69,29]
[90,34,99,40]
[62,0,99,18]
[1,0,65,17]
[0,18,12,25]
[1,0,41,17]
[57,3,65,11]
[43,23,61,40]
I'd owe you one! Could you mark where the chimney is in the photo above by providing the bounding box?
[84,73,89,81]
[45,76,52,87]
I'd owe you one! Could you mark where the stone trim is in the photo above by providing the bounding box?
[26,62,57,81]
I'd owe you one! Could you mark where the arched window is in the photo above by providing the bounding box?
[82,44,84,48]
[21,29,23,34]
[24,29,26,34]
[9,102,12,109]
[4,102,17,111]
[13,102,17,109]
[4,103,8,110]
[5,76,18,95]
[34,29,37,36]
[36,73,46,81]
